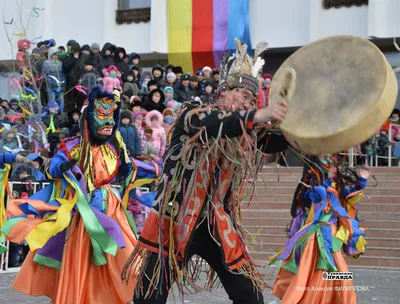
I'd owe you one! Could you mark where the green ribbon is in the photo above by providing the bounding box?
[67,176,119,266]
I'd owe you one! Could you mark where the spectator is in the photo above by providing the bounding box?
[119,110,142,157]
[31,48,45,78]
[152,64,165,86]
[0,128,23,153]
[190,75,201,96]
[131,65,142,88]
[69,109,81,137]
[91,43,101,55]
[102,65,122,93]
[63,42,87,112]
[174,74,195,103]
[123,71,140,97]
[88,43,101,70]
[66,40,77,52]
[79,58,102,93]
[114,47,129,76]
[165,72,177,87]
[98,42,116,72]
[81,44,91,56]
[141,80,158,105]
[0,107,11,125]
[163,86,174,102]
[133,111,147,155]
[16,39,31,69]
[142,88,165,113]
[9,98,23,114]
[27,153,46,181]
[42,47,66,107]
[129,53,140,67]
[141,74,151,95]
[200,81,215,102]
[196,70,205,83]
[145,110,166,159]
[212,68,220,84]
[58,46,66,53]
[165,64,174,74]
[172,66,183,81]
[202,66,212,79]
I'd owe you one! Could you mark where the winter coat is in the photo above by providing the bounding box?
[113,47,129,76]
[145,110,166,158]
[123,81,140,96]
[119,123,142,157]
[62,42,87,88]
[43,111,70,130]
[173,84,196,103]
[102,65,122,92]
[80,69,101,92]
[42,48,66,90]
[98,42,116,73]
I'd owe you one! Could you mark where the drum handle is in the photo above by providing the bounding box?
[275,68,296,128]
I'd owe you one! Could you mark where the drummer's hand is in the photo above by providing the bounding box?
[253,99,288,124]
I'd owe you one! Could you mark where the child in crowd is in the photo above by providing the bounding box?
[16,39,31,69]
[131,65,142,88]
[166,100,182,114]
[123,71,140,96]
[141,73,151,95]
[79,58,102,92]
[200,81,215,102]
[145,110,166,160]
[129,96,142,113]
[163,109,176,146]
[27,153,47,181]
[165,72,177,87]
[119,110,142,157]
[133,112,147,155]
[163,86,174,102]
[70,109,81,137]
[0,128,23,154]
[102,65,122,92]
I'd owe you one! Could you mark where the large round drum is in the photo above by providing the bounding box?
[269,35,398,155]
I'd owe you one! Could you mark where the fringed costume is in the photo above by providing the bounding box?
[1,86,145,304]
[270,156,368,304]
[123,40,287,304]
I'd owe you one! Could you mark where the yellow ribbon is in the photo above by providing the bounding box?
[14,30,29,37]
[0,165,11,230]
[25,183,77,251]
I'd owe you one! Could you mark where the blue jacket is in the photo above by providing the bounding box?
[119,124,142,157]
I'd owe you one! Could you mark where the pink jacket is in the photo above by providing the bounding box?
[145,110,166,157]
[102,65,122,92]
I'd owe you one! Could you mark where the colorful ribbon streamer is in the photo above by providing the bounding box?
[32,7,45,17]
[75,85,88,95]
[9,77,22,92]
[4,18,13,25]
[14,30,29,37]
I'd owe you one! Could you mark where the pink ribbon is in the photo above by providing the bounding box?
[75,85,88,95]
[9,77,22,92]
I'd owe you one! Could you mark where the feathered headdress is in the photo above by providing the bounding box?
[218,39,268,96]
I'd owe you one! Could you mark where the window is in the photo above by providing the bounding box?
[118,0,151,10]
[116,0,151,25]
[323,0,368,9]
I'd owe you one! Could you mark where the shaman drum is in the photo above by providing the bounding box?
[269,35,398,155]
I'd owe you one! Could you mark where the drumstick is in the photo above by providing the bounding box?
[274,68,296,128]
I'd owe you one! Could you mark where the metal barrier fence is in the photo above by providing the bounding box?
[0,181,149,273]
[340,123,400,167]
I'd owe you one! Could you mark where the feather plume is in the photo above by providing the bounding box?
[252,57,265,78]
[253,41,269,64]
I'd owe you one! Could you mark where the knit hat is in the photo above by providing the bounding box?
[166,72,176,80]
[196,70,204,77]
[91,42,100,50]
[81,44,91,52]
[180,74,190,81]
[202,66,212,73]
[163,86,174,95]
[132,111,145,122]
[172,66,183,74]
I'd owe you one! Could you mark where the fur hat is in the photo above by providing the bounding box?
[147,80,158,90]
[152,64,164,75]
[202,66,212,73]
[148,88,165,104]
[121,110,133,123]
[180,74,190,81]
[172,66,183,74]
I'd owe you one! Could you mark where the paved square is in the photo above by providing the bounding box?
[1,267,399,303]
